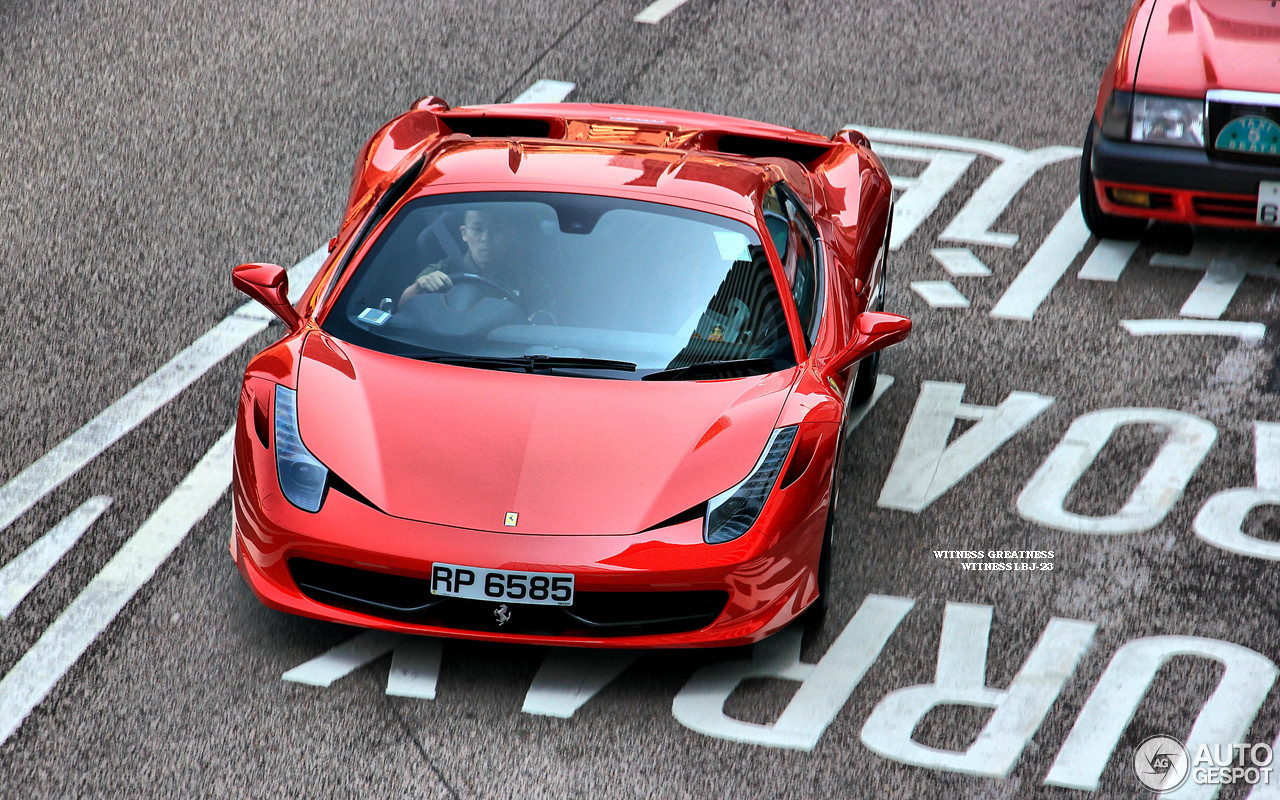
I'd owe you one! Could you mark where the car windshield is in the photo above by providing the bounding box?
[320,192,797,380]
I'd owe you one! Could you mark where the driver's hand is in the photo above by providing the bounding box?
[415,270,453,293]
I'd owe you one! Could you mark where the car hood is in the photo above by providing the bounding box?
[1135,0,1280,96]
[295,333,798,534]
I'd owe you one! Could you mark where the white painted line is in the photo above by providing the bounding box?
[1077,238,1138,282]
[0,428,234,745]
[851,125,1078,248]
[634,0,692,24]
[888,176,919,191]
[990,199,1089,321]
[0,247,326,537]
[522,649,641,718]
[281,630,401,687]
[386,637,443,700]
[911,281,971,308]
[511,80,576,104]
[931,248,991,278]
[1121,319,1266,341]
[1180,261,1247,319]
[873,144,975,251]
[0,496,112,620]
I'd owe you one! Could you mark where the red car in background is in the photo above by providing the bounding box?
[1081,0,1280,237]
[229,98,909,648]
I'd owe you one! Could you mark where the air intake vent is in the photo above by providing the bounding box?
[443,116,553,139]
[713,134,834,165]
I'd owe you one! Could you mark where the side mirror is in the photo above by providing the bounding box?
[232,262,303,333]
[824,312,912,379]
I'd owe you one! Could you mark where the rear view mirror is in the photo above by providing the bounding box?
[824,312,912,379]
[232,262,303,332]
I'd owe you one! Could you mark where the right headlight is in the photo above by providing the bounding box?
[704,426,798,544]
[274,385,329,512]
[1130,94,1204,148]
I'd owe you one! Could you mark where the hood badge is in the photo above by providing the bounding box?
[504,511,519,527]
[494,604,512,626]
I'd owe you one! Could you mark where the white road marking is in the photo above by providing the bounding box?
[873,143,975,251]
[1181,262,1250,319]
[0,496,112,619]
[281,630,403,687]
[0,247,326,537]
[386,638,443,700]
[1121,320,1267,341]
[1045,636,1277,798]
[845,374,894,433]
[511,80,576,104]
[910,281,970,308]
[634,0,692,23]
[851,126,1078,247]
[990,199,1090,321]
[1077,238,1139,282]
[1150,235,1280,319]
[861,603,1095,778]
[1016,408,1217,535]
[0,428,234,745]
[1195,422,1280,561]
[878,382,1054,513]
[672,595,914,751]
[522,649,641,718]
[931,247,992,277]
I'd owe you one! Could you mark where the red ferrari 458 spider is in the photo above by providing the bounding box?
[1081,0,1280,237]
[230,97,910,648]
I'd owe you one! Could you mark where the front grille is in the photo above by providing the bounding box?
[289,558,729,638]
[1192,196,1257,221]
[1207,101,1280,165]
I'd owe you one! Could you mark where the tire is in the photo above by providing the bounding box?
[848,265,885,406]
[1080,124,1148,240]
[803,436,844,630]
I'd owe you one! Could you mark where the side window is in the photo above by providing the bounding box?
[762,183,823,349]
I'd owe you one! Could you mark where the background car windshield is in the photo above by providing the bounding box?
[321,192,797,379]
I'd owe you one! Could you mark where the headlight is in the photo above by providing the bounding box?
[705,426,798,544]
[274,385,329,512]
[1131,94,1204,148]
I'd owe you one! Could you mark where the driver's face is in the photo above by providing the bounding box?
[460,210,512,270]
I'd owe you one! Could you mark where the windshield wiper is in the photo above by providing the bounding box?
[406,353,637,374]
[642,357,776,381]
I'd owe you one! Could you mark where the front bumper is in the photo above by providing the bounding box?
[230,411,831,649]
[1088,120,1280,228]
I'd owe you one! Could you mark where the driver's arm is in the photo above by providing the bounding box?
[398,269,453,307]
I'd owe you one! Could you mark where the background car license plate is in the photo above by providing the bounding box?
[1259,181,1280,227]
[430,563,574,606]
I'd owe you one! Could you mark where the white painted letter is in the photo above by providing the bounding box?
[1196,422,1280,560]
[672,595,914,750]
[860,603,1096,777]
[283,631,442,700]
[1046,636,1277,799]
[1018,408,1217,534]
[523,650,642,718]
[878,382,1053,513]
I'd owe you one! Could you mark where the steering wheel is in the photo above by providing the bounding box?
[447,273,522,309]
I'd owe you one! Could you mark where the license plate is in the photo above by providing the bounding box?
[1259,181,1280,227]
[430,562,574,606]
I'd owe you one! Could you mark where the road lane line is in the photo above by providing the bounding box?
[0,428,233,745]
[1121,320,1266,341]
[0,247,326,536]
[634,0,692,24]
[990,199,1089,321]
[0,496,112,620]
[511,80,576,104]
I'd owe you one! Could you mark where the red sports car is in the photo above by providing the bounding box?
[230,98,909,648]
[1081,0,1280,236]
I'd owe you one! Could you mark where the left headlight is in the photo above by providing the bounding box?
[704,426,798,544]
[274,385,329,512]
[1130,94,1204,149]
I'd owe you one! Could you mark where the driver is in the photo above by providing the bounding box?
[398,207,524,308]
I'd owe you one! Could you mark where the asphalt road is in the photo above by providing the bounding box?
[3,1,1280,798]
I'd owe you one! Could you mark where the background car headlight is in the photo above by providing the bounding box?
[275,385,329,512]
[1131,94,1204,148]
[704,426,798,544]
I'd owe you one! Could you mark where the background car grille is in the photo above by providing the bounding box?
[1206,101,1280,166]
[289,558,729,638]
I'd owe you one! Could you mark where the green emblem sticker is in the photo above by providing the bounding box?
[1215,115,1280,156]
